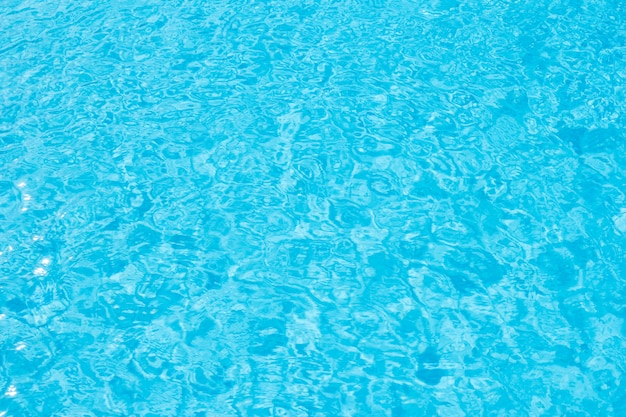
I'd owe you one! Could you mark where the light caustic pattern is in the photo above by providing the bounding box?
[1,0,625,416]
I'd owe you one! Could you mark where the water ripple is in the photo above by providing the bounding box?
[1,0,625,415]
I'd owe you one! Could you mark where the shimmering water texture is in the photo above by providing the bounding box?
[1,0,626,415]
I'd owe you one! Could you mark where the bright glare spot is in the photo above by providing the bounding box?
[4,385,17,397]
[41,258,51,266]
[32,235,43,242]
[34,267,47,276]
[21,207,28,212]
[17,182,26,188]
[23,194,32,201]
[8,246,13,251]
[0,314,6,320]
[15,342,26,351]
[0,411,7,417]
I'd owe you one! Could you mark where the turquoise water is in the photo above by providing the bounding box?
[1,0,625,415]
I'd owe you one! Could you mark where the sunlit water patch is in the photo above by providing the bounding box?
[1,0,625,415]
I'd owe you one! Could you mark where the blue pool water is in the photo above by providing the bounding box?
[1,0,625,415]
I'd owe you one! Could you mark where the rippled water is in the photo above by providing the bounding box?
[1,0,626,415]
